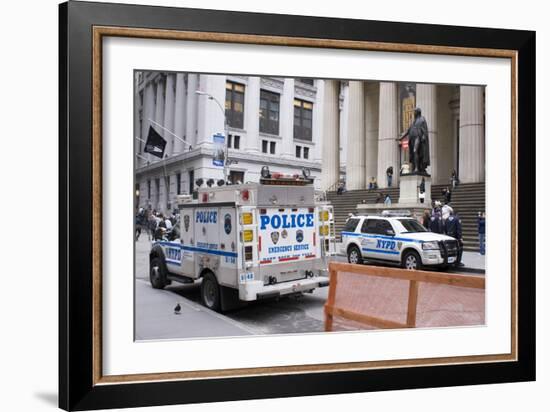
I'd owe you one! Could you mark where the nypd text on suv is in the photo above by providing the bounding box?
[341,214,460,270]
[149,168,335,312]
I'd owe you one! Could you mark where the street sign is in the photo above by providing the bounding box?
[212,133,225,167]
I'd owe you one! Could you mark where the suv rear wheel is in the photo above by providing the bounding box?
[347,245,364,265]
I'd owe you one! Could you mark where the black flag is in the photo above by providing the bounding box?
[144,126,167,159]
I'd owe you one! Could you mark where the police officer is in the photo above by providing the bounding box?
[429,210,443,234]
[445,211,464,266]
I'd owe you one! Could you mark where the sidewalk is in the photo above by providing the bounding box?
[460,251,485,271]
[135,279,256,340]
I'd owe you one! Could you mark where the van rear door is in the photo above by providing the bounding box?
[257,207,317,266]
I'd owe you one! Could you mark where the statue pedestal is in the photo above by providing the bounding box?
[398,174,431,205]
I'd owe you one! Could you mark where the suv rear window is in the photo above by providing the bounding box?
[343,218,360,232]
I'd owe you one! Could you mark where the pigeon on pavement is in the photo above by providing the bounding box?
[174,303,181,315]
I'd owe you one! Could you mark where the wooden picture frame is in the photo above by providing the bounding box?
[59,1,535,410]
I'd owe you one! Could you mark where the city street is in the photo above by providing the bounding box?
[135,235,485,340]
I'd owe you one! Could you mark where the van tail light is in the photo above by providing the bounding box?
[258,235,262,252]
[241,212,253,225]
[313,232,316,247]
[244,246,253,261]
[243,230,254,242]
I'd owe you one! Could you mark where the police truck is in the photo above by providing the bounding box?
[149,167,334,312]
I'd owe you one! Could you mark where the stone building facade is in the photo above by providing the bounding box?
[134,72,485,213]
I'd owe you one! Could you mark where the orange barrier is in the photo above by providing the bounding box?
[324,262,485,331]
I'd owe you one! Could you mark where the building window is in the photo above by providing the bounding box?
[176,173,181,195]
[260,90,280,135]
[228,134,240,149]
[229,171,245,185]
[294,99,313,141]
[297,78,314,86]
[262,140,276,154]
[225,81,245,129]
[296,146,302,158]
[303,147,310,159]
[147,180,151,200]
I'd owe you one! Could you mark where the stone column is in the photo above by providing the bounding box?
[416,84,438,182]
[245,76,260,152]
[153,76,166,162]
[345,81,365,190]
[185,74,199,147]
[459,86,485,183]
[377,82,399,188]
[173,73,186,154]
[364,82,379,184]
[197,74,226,147]
[280,78,295,158]
[321,80,340,191]
[163,73,176,157]
[142,80,156,165]
[313,79,324,163]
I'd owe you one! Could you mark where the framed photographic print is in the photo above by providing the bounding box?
[59,1,536,410]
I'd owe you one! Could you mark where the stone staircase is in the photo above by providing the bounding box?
[431,183,485,251]
[326,186,400,241]
[326,182,485,252]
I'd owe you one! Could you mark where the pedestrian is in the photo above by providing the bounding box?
[444,187,452,203]
[147,211,158,241]
[478,211,486,255]
[370,177,378,190]
[384,193,392,206]
[135,207,145,240]
[445,211,464,266]
[451,169,459,188]
[336,181,345,195]
[422,209,431,229]
[375,192,383,204]
[419,177,426,204]
[164,215,173,230]
[441,202,453,223]
[386,166,394,187]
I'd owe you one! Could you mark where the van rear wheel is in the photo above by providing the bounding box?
[201,272,221,311]
[150,257,167,289]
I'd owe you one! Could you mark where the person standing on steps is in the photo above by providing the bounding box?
[386,166,394,187]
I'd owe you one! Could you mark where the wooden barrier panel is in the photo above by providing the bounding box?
[324,262,485,331]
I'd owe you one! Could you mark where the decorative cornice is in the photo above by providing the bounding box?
[136,146,321,176]
[261,77,284,90]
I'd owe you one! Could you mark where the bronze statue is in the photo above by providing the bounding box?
[401,107,430,174]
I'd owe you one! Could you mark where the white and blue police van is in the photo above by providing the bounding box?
[341,212,460,270]
[149,168,334,312]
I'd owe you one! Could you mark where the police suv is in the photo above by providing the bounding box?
[341,213,460,270]
[149,168,334,312]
